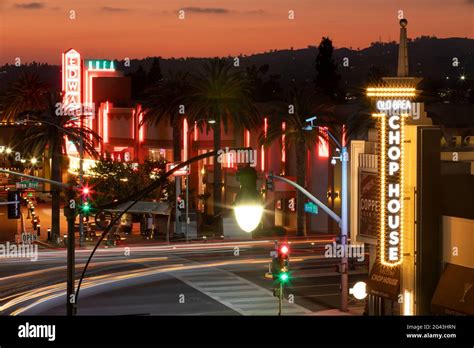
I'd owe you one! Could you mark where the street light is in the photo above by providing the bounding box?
[304,117,349,312]
[350,281,368,300]
[6,147,12,154]
[233,166,263,232]
[30,157,38,165]
[234,204,264,232]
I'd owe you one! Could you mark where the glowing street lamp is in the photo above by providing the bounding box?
[30,157,38,165]
[233,166,263,232]
[234,204,264,232]
[350,281,368,300]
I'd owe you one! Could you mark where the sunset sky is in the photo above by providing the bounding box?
[1,0,473,65]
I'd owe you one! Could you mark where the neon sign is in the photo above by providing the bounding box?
[86,60,115,71]
[62,49,81,112]
[374,99,409,267]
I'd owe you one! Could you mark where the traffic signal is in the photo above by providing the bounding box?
[78,183,95,216]
[265,172,274,192]
[7,190,21,219]
[80,201,92,216]
[80,184,92,199]
[272,243,290,283]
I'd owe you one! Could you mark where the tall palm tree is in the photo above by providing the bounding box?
[14,93,100,241]
[186,59,259,219]
[260,86,337,236]
[141,71,190,162]
[0,72,48,122]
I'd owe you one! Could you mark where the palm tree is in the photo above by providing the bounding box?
[141,71,190,162]
[0,72,48,122]
[186,58,259,220]
[260,86,337,236]
[14,93,100,241]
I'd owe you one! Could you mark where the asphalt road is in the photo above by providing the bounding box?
[0,238,368,316]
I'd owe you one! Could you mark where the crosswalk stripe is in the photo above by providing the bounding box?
[197,285,253,291]
[170,266,311,315]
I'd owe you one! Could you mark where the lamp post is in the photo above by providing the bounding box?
[304,117,349,312]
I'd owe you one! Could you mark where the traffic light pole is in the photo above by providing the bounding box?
[65,196,76,316]
[268,173,349,312]
[278,282,283,316]
[78,136,84,246]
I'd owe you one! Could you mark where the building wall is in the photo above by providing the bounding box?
[442,216,474,269]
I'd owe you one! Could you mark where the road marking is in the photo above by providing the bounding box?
[171,268,312,316]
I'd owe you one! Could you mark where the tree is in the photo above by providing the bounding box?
[147,57,163,87]
[88,157,173,206]
[128,65,148,100]
[366,64,388,85]
[245,64,281,102]
[186,58,260,220]
[314,37,341,100]
[141,71,190,163]
[13,93,100,241]
[260,86,336,236]
[0,72,48,122]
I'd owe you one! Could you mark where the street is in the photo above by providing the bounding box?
[0,238,367,316]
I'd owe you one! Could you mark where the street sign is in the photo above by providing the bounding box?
[304,202,319,215]
[166,162,190,176]
[16,181,39,189]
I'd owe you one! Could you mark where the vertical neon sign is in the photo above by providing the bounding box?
[62,49,81,114]
[373,99,410,267]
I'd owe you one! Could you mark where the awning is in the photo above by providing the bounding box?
[431,263,474,315]
[104,201,171,215]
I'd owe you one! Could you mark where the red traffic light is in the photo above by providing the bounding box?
[279,244,289,255]
[80,184,93,196]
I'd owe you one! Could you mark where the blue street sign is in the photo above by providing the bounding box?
[304,202,318,215]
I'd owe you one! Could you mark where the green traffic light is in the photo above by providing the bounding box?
[279,272,289,283]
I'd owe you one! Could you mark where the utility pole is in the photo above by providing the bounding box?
[301,117,350,312]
